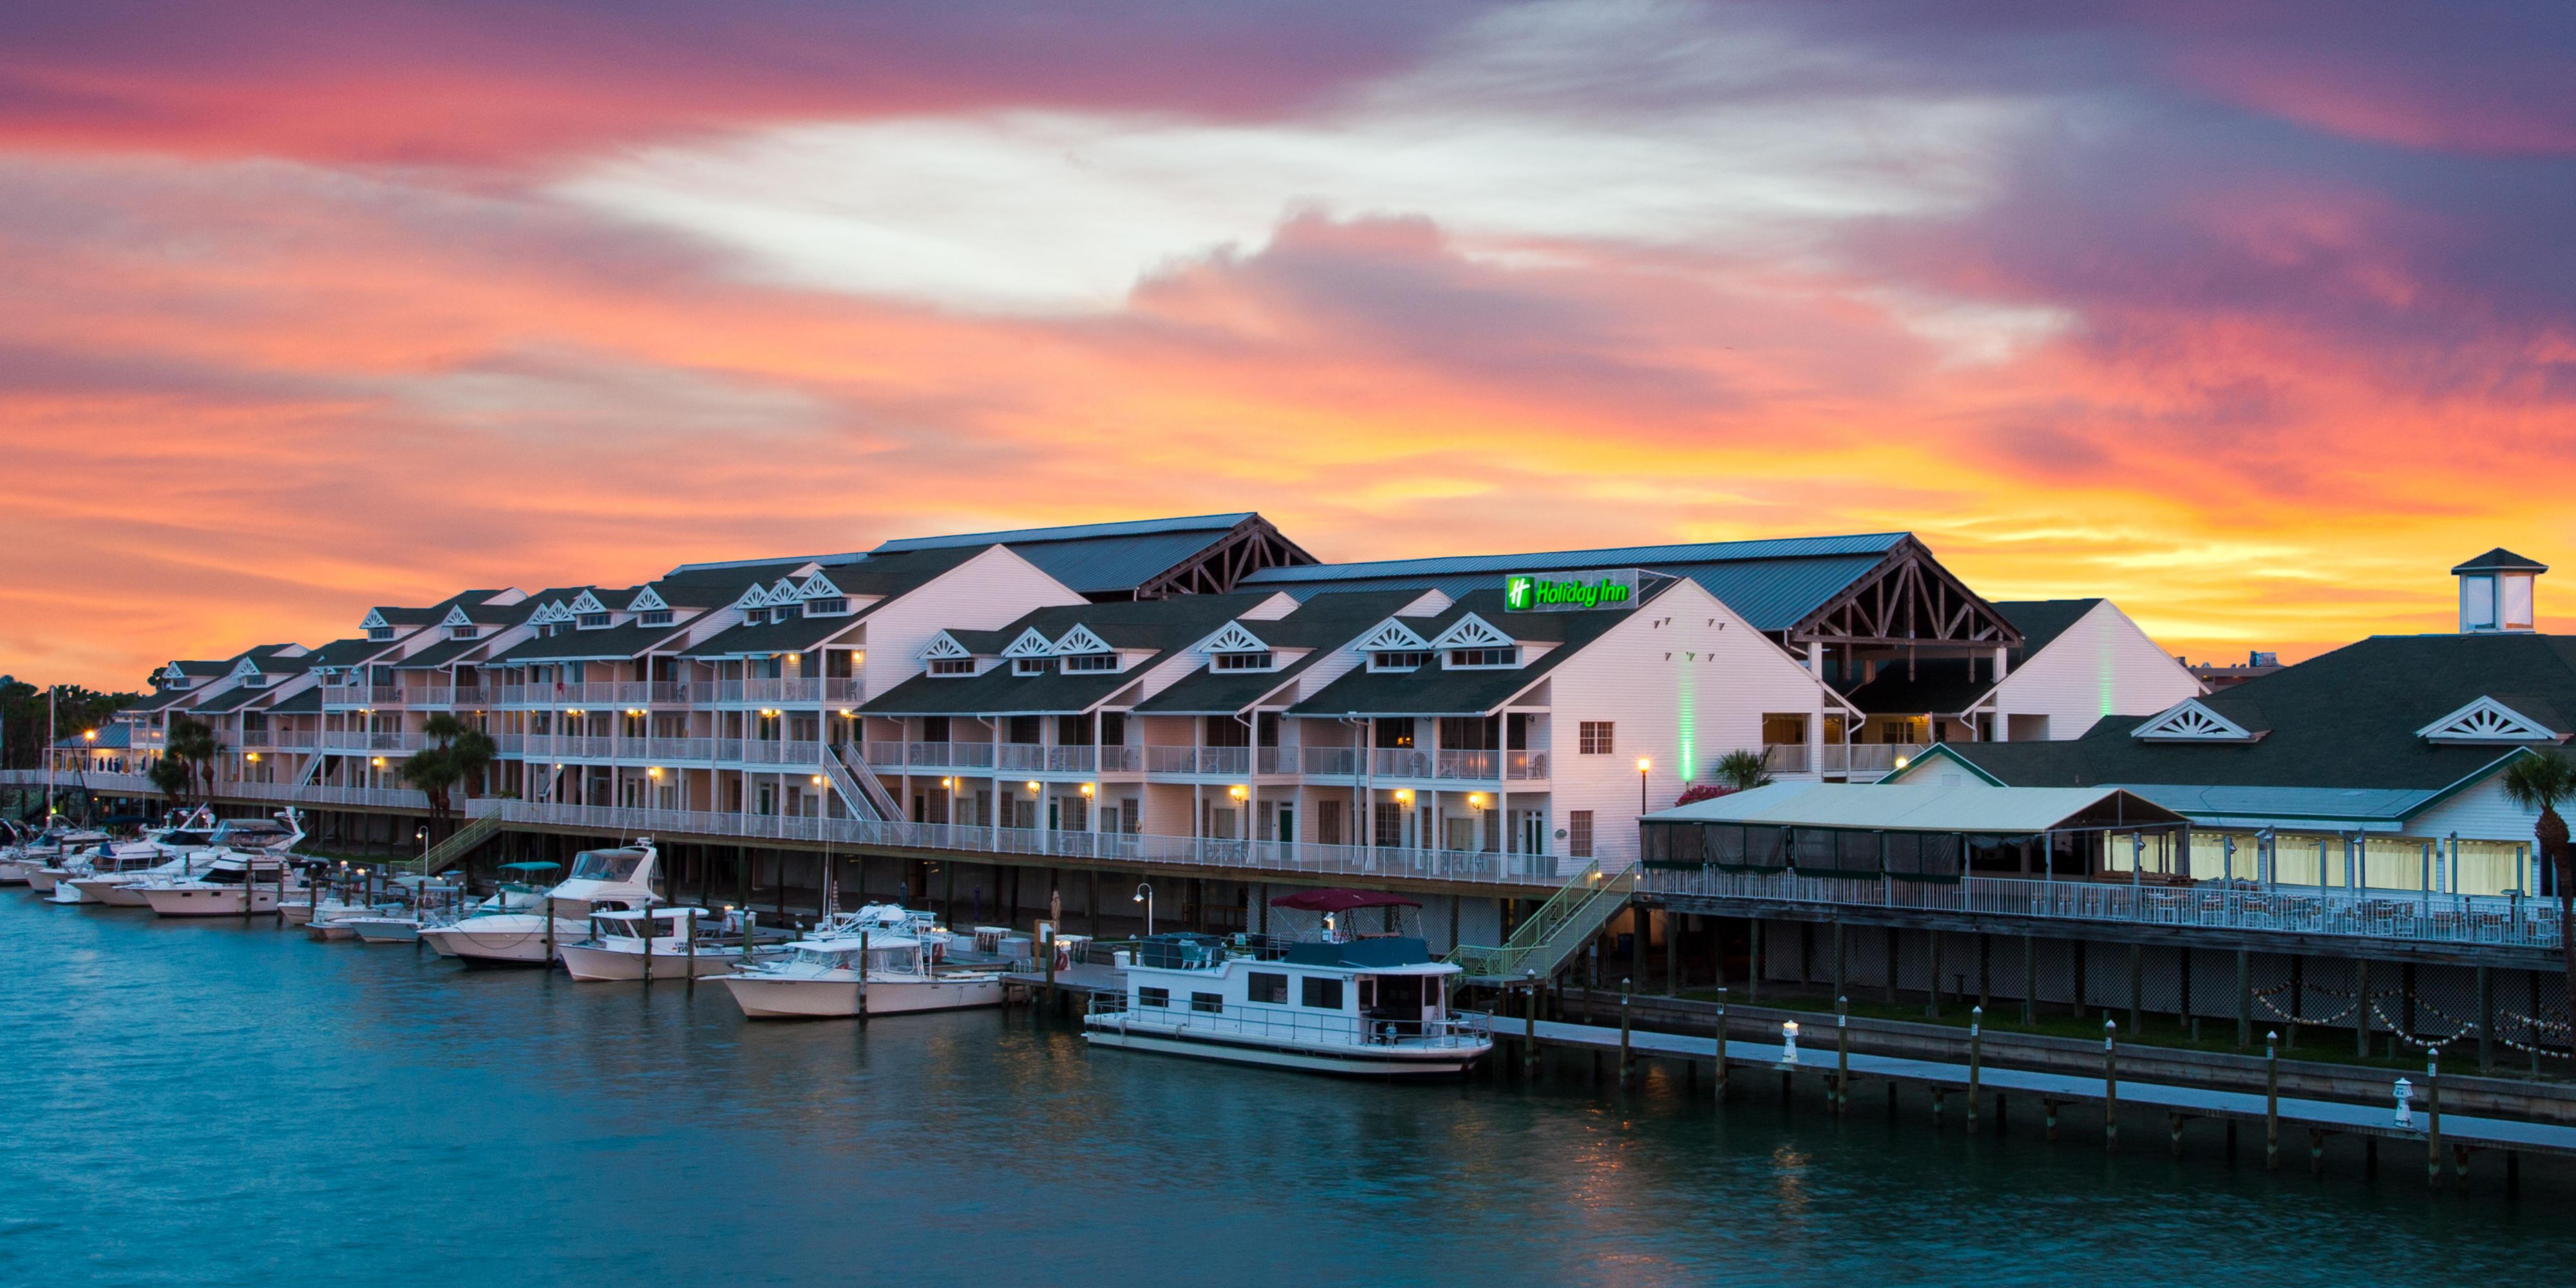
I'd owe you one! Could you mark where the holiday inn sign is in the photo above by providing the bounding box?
[1504,569,1640,612]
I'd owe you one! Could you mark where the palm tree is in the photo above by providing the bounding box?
[1712,749,1772,793]
[2502,750,2576,1018]
[164,717,220,802]
[146,755,191,808]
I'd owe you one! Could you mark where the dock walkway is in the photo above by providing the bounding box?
[1497,1015,2576,1162]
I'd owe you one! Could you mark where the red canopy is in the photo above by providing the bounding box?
[1267,888,1422,913]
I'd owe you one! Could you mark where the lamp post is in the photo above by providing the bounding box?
[1637,757,1651,814]
[1133,881,1154,938]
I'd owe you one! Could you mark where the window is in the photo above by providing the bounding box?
[637,610,673,627]
[450,625,479,640]
[1138,987,1170,1009]
[1247,972,1288,1004]
[1012,657,1050,676]
[1062,652,1117,672]
[1098,711,1126,746]
[1569,810,1594,858]
[929,658,973,676]
[1190,992,1224,1014]
[578,612,611,630]
[1369,650,1429,672]
[1301,977,1345,1010]
[1578,721,1615,755]
[1211,650,1273,672]
[366,627,395,641]
[1446,647,1516,668]
[805,597,848,616]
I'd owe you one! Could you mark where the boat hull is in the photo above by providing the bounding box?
[417,919,578,966]
[45,882,99,905]
[718,974,1005,1019]
[24,869,66,894]
[343,918,421,944]
[558,943,744,981]
[1082,1021,1489,1077]
[140,886,296,917]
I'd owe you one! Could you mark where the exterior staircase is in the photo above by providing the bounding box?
[1445,862,1638,985]
[395,811,506,876]
[824,743,900,823]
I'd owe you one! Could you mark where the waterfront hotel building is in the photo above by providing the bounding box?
[53,513,2202,875]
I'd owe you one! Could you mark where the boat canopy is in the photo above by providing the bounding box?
[1268,889,1423,913]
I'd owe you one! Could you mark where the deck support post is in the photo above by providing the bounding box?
[1965,1007,1983,1135]
[2265,1031,2281,1171]
[1712,987,1729,1100]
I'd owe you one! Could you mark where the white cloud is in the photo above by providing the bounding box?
[553,0,2045,317]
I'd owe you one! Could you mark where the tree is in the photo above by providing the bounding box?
[2501,750,2576,1019]
[146,755,191,808]
[164,717,222,804]
[402,714,498,837]
[1712,749,1773,793]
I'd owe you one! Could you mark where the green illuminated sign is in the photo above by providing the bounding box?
[1504,570,1638,612]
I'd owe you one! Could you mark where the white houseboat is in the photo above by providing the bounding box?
[1084,906,1489,1077]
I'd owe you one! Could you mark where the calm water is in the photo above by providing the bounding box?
[1,897,2563,1287]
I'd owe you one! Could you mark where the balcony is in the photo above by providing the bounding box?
[408,687,454,707]
[824,678,863,704]
[1763,743,1927,779]
[1302,746,1359,776]
[735,678,823,705]
[734,739,822,766]
[1506,750,1550,781]
[1046,746,1096,773]
[996,743,1046,772]
[1143,746,1252,776]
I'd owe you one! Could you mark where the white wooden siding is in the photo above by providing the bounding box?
[1993,601,2204,741]
[857,546,1085,702]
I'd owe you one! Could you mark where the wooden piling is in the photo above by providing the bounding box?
[1712,987,1728,1099]
[2427,1050,2443,1189]
[2309,1127,2326,1177]
[2354,959,2371,1057]
[1618,978,1634,1082]
[2266,1032,2280,1172]
[2170,1112,2185,1158]
[1966,1006,1984,1135]
[1525,973,1541,1074]
[2103,1019,2119,1152]
[1835,996,1851,1117]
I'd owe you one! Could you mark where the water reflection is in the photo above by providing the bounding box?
[0,902,2566,1287]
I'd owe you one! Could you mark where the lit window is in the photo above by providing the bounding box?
[1211,651,1273,672]
[1579,722,1615,755]
[1061,653,1117,672]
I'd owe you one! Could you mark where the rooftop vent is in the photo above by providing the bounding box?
[2453,548,2546,634]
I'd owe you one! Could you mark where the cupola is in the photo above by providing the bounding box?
[2452,548,2546,634]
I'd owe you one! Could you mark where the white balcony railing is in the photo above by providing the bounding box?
[463,797,1567,887]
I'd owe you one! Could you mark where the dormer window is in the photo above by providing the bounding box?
[637,610,673,628]
[1446,647,1517,669]
[1014,658,1052,676]
[166,676,191,690]
[1370,650,1429,672]
[577,612,612,630]
[450,625,480,640]
[1211,651,1274,672]
[367,626,395,641]
[803,597,848,618]
[240,674,266,688]
[929,658,974,676]
[1062,652,1117,673]
[2454,549,2546,634]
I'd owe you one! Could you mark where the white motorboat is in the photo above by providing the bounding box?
[418,842,660,967]
[138,855,307,917]
[337,915,423,944]
[716,907,1004,1019]
[558,907,752,981]
[19,830,111,891]
[1083,919,1490,1077]
[44,842,176,904]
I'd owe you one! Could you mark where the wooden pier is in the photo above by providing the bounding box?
[1490,991,2576,1190]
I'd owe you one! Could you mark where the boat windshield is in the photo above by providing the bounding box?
[568,850,642,882]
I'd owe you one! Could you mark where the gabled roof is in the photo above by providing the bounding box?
[1842,600,2104,716]
[1241,531,1904,632]
[492,620,693,663]
[300,638,389,670]
[875,512,1316,598]
[269,688,323,714]
[1133,591,1425,715]
[860,593,1265,715]
[1915,632,2576,795]
[368,590,508,628]
[679,546,993,658]
[1287,584,1671,717]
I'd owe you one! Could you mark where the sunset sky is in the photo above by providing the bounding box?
[5,1,2573,692]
